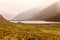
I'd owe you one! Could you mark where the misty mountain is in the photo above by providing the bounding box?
[27,3,59,21]
[12,8,41,21]
[12,2,60,22]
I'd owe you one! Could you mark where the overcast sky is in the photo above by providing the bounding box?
[0,0,57,20]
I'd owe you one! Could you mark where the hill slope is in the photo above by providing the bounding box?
[12,3,60,22]
[28,3,59,21]
[0,15,15,26]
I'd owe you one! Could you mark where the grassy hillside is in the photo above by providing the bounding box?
[0,15,60,40]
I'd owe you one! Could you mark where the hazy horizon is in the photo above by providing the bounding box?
[0,0,57,20]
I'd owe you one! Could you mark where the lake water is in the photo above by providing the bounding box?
[10,21,60,24]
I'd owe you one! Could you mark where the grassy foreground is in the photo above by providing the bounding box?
[0,22,60,40]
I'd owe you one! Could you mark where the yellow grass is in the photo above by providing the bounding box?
[1,23,60,40]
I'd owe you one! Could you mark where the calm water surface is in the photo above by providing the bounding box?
[10,21,60,24]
